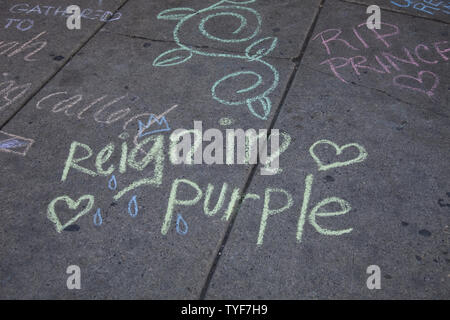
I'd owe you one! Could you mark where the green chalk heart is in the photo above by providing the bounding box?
[47,195,95,233]
[309,140,368,171]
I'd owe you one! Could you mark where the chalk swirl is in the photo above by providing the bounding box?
[153,0,279,120]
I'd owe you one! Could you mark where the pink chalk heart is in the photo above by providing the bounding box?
[393,71,439,97]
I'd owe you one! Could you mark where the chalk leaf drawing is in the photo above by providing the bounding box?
[47,195,95,233]
[158,7,197,20]
[245,36,278,60]
[153,0,279,120]
[153,48,193,67]
[309,140,368,171]
[393,71,439,97]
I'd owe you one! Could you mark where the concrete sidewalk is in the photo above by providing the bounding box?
[0,0,448,299]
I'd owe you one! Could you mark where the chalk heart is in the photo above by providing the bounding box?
[47,195,95,233]
[309,140,368,171]
[393,71,439,97]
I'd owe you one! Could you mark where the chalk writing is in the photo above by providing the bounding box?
[0,77,32,111]
[50,133,368,248]
[0,31,47,62]
[0,130,34,156]
[35,91,178,136]
[4,18,34,31]
[153,0,279,120]
[313,21,448,96]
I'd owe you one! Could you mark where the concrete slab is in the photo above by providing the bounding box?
[206,63,449,299]
[0,0,126,125]
[102,0,322,59]
[0,30,294,298]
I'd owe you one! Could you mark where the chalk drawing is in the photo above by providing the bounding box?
[47,194,95,233]
[93,208,102,226]
[153,0,279,120]
[176,214,189,235]
[108,175,117,190]
[309,197,353,236]
[162,178,203,235]
[313,22,448,97]
[391,0,450,16]
[36,89,178,134]
[309,140,368,171]
[128,195,138,217]
[0,131,34,156]
[138,114,171,137]
[393,70,439,97]
[131,104,178,156]
[219,117,234,126]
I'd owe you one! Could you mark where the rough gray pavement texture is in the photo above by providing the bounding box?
[0,0,448,299]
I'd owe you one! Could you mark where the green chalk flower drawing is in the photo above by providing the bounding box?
[153,0,279,120]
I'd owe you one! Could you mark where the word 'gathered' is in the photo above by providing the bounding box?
[9,3,121,22]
